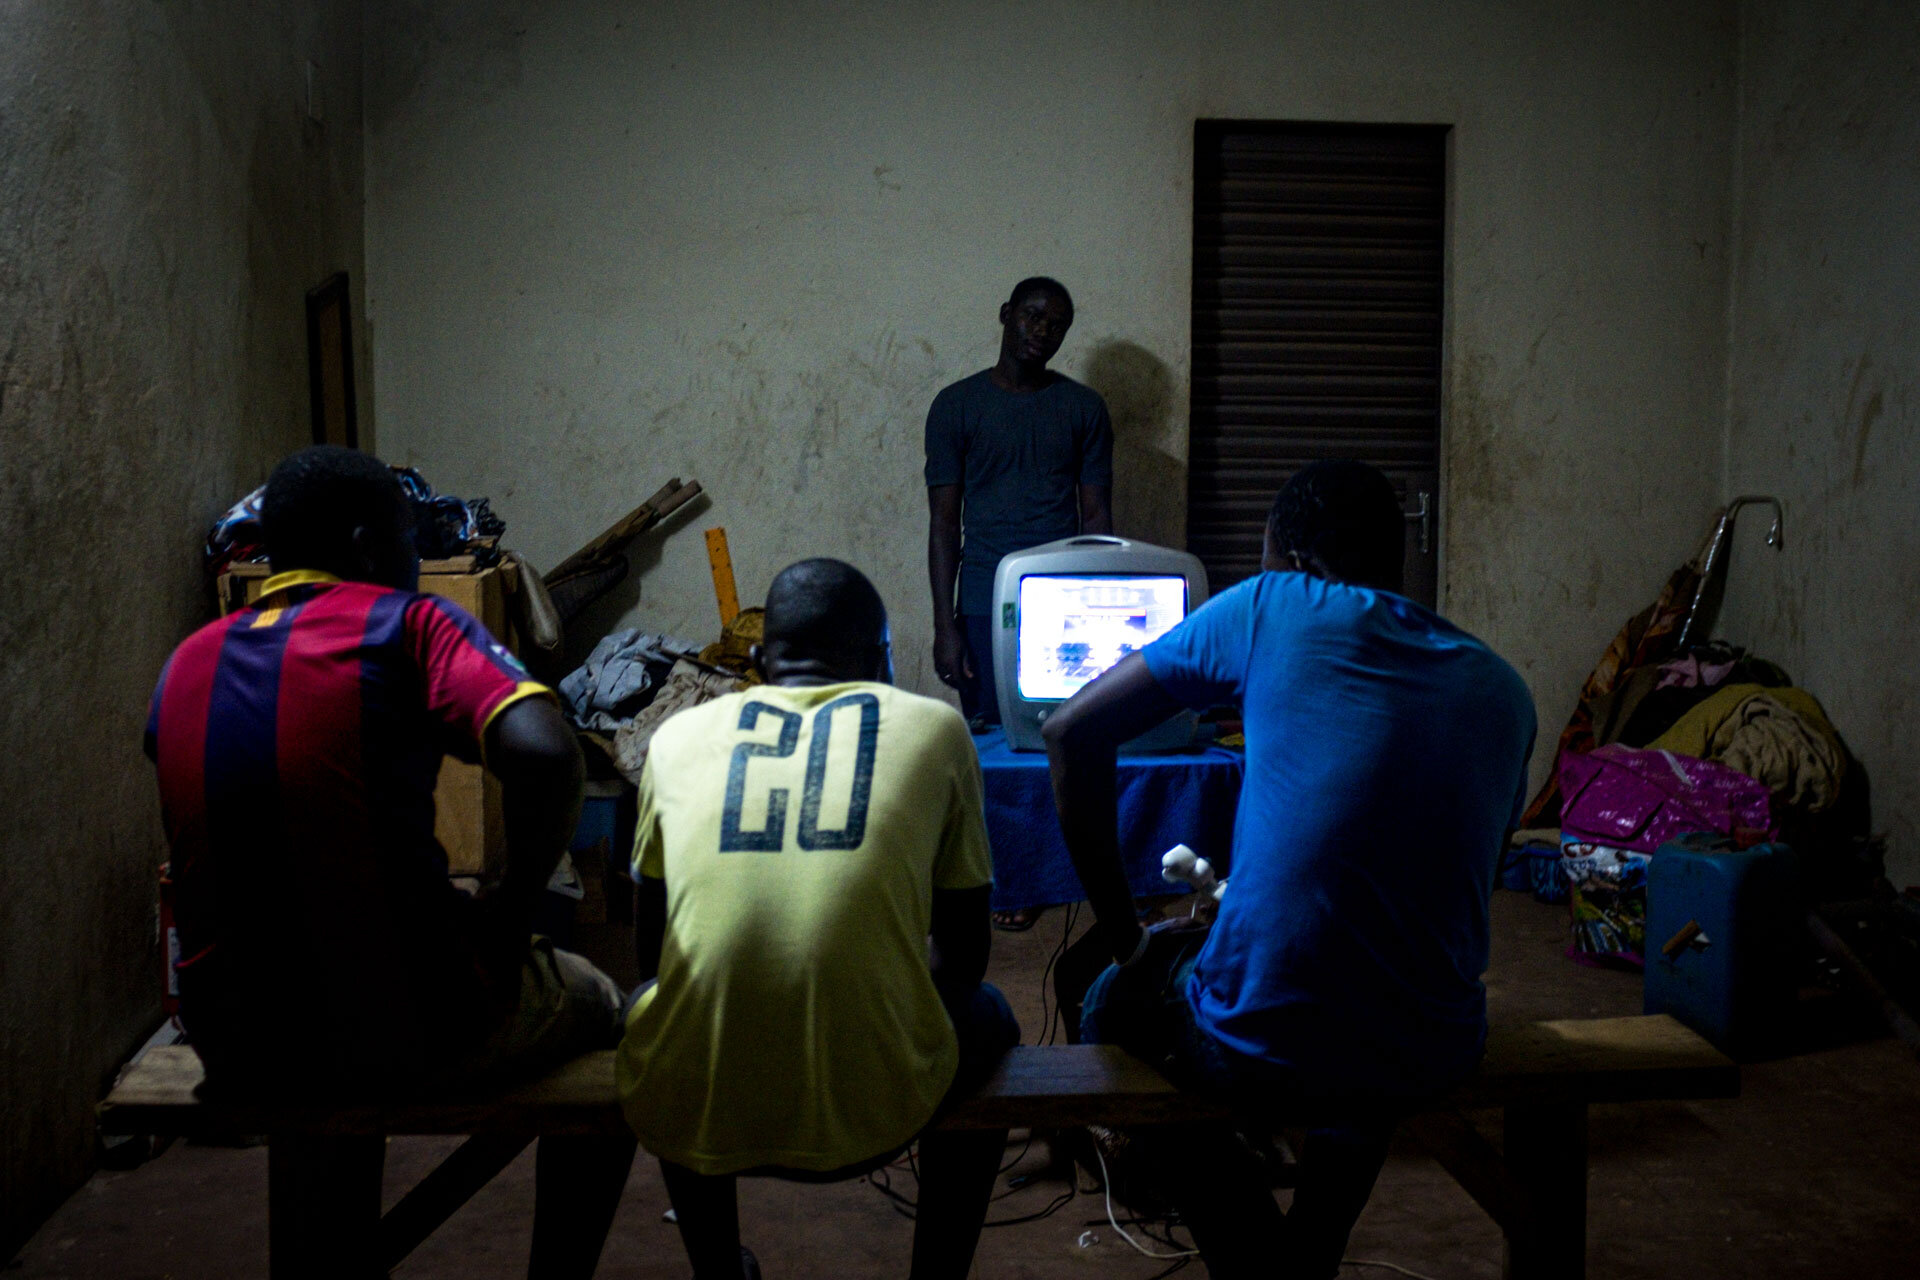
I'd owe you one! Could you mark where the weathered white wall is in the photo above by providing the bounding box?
[4,0,1907,1256]
[0,1,364,1256]
[1720,0,1920,887]
[367,0,1738,778]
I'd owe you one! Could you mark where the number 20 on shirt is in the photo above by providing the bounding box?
[719,692,879,853]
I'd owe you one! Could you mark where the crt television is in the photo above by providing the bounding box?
[991,535,1209,752]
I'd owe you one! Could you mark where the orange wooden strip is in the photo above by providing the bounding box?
[704,527,740,627]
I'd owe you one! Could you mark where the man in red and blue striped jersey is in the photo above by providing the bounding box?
[147,446,632,1276]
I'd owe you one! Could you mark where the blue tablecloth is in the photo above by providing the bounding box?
[974,728,1245,911]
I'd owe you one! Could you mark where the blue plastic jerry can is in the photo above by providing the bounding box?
[1644,833,1801,1057]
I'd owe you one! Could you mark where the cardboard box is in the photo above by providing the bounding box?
[217,561,523,878]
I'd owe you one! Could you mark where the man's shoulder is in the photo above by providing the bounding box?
[1226,575,1515,672]
[1196,570,1308,629]
[1354,595,1535,730]
[1389,598,1527,693]
[880,685,972,735]
[930,369,996,405]
[1464,642,1535,729]
[809,684,966,766]
[160,611,246,683]
[819,682,970,741]
[184,607,248,648]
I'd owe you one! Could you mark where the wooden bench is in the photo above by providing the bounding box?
[99,1013,1736,1280]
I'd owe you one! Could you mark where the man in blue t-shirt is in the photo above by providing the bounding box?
[1043,460,1535,1277]
[924,276,1113,731]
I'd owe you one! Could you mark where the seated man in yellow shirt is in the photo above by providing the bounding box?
[617,557,1019,1280]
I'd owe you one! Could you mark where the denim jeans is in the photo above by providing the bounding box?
[437,938,627,1090]
[1082,942,1402,1280]
[957,614,1001,725]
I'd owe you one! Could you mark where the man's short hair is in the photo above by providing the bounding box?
[1005,276,1073,318]
[1266,459,1405,589]
[261,446,407,572]
[763,558,888,660]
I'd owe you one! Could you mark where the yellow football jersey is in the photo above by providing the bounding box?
[616,681,993,1174]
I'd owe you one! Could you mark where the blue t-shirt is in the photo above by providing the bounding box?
[923,370,1113,616]
[1143,572,1536,1096]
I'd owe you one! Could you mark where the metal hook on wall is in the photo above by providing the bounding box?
[1673,494,1785,651]
[1724,494,1785,550]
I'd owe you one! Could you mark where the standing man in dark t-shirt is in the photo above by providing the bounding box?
[925,276,1114,730]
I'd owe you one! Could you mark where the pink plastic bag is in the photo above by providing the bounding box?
[1557,744,1774,854]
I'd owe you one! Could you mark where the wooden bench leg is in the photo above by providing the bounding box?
[528,1134,639,1280]
[381,1135,534,1270]
[268,1133,385,1279]
[1403,1108,1529,1238]
[1501,1102,1587,1280]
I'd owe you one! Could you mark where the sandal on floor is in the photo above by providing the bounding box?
[992,907,1044,932]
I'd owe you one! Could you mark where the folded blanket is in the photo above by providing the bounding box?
[1648,684,1846,812]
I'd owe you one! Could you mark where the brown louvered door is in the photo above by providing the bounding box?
[1188,122,1446,607]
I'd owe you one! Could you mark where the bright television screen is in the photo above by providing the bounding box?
[1016,574,1189,701]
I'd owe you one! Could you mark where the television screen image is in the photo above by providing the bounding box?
[1016,574,1190,702]
[992,535,1207,751]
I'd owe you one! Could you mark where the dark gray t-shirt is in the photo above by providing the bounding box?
[924,370,1114,615]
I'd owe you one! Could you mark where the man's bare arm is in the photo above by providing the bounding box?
[927,484,971,686]
[1041,653,1183,963]
[634,873,667,983]
[1079,483,1114,536]
[484,697,585,958]
[929,883,992,1014]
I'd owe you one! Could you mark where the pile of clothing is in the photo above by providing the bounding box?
[559,632,692,732]
[1577,645,1839,802]
[1528,641,1863,966]
[560,609,765,787]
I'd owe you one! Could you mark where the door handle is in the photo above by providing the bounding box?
[1403,490,1432,554]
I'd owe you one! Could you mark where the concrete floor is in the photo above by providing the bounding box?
[12,891,1920,1278]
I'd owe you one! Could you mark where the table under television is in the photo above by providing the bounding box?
[971,727,1246,913]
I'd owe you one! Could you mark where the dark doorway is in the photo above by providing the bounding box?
[306,272,358,450]
[1187,121,1447,606]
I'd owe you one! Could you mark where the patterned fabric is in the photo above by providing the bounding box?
[1521,527,1715,827]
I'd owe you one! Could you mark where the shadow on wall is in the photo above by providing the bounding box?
[1080,339,1185,549]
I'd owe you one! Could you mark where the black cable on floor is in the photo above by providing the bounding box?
[980,1187,1076,1228]
[867,1156,1080,1229]
[1036,901,1080,1046]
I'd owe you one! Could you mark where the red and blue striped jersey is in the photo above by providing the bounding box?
[145,569,549,1084]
